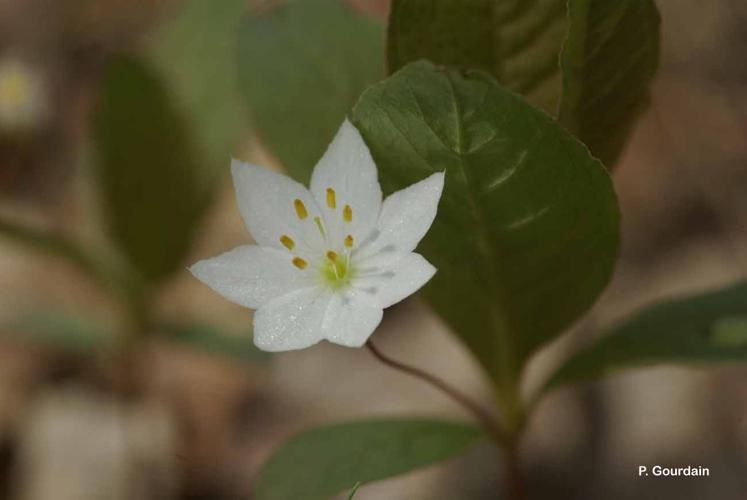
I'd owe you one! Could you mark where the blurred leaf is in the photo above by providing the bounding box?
[0,216,140,301]
[0,216,109,290]
[149,0,248,192]
[4,310,115,355]
[347,482,363,499]
[544,281,747,393]
[352,61,619,387]
[558,0,660,167]
[237,0,384,182]
[158,322,269,364]
[254,419,483,500]
[386,0,567,113]
[93,56,204,283]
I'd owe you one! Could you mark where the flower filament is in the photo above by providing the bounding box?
[281,189,357,289]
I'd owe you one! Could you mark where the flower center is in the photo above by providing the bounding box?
[279,188,357,291]
[319,251,351,290]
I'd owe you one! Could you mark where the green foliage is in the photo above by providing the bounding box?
[254,419,483,500]
[386,0,661,166]
[237,0,384,183]
[558,0,660,167]
[158,322,269,364]
[0,216,116,293]
[387,0,567,114]
[4,310,115,355]
[544,281,747,393]
[347,482,363,499]
[148,0,248,193]
[93,55,204,284]
[352,61,619,387]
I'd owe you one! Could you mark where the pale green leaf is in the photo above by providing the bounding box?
[544,281,747,393]
[237,0,384,182]
[558,0,660,167]
[352,61,619,385]
[254,419,483,500]
[158,322,269,364]
[4,310,115,355]
[148,0,248,192]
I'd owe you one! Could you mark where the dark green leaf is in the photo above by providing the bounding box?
[544,281,747,393]
[254,419,483,500]
[558,0,660,167]
[93,56,204,283]
[158,322,269,364]
[4,310,115,355]
[237,0,384,183]
[352,61,619,386]
[387,0,567,113]
[148,0,248,192]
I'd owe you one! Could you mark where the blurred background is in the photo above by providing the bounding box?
[0,0,745,499]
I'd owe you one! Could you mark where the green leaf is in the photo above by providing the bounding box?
[352,61,619,387]
[254,419,483,500]
[544,281,747,393]
[4,310,115,355]
[386,0,568,113]
[158,322,269,364]
[347,482,363,499]
[237,0,384,183]
[148,0,248,193]
[93,56,204,283]
[558,0,660,167]
[0,216,113,293]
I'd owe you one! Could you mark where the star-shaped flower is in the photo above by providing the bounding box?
[190,119,444,352]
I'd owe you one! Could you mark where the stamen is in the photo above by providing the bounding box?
[279,235,295,250]
[294,199,308,219]
[326,188,336,209]
[343,204,352,222]
[344,235,354,248]
[326,250,338,262]
[314,216,326,237]
[292,257,307,270]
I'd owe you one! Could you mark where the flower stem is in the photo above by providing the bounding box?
[364,340,507,445]
[504,439,527,500]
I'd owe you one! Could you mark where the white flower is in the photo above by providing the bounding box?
[0,57,47,133]
[190,119,444,352]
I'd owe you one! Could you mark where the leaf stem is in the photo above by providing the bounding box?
[365,340,507,445]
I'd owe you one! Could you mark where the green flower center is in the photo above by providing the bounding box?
[319,251,352,290]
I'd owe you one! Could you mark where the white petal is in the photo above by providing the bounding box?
[359,172,444,258]
[190,245,308,309]
[253,287,331,352]
[310,119,382,246]
[353,253,436,308]
[231,159,325,256]
[322,290,383,347]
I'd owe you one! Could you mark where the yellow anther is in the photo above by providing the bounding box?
[326,188,336,209]
[314,216,326,237]
[326,250,338,262]
[343,204,352,222]
[279,235,295,250]
[294,199,308,219]
[292,257,307,270]
[344,235,354,248]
